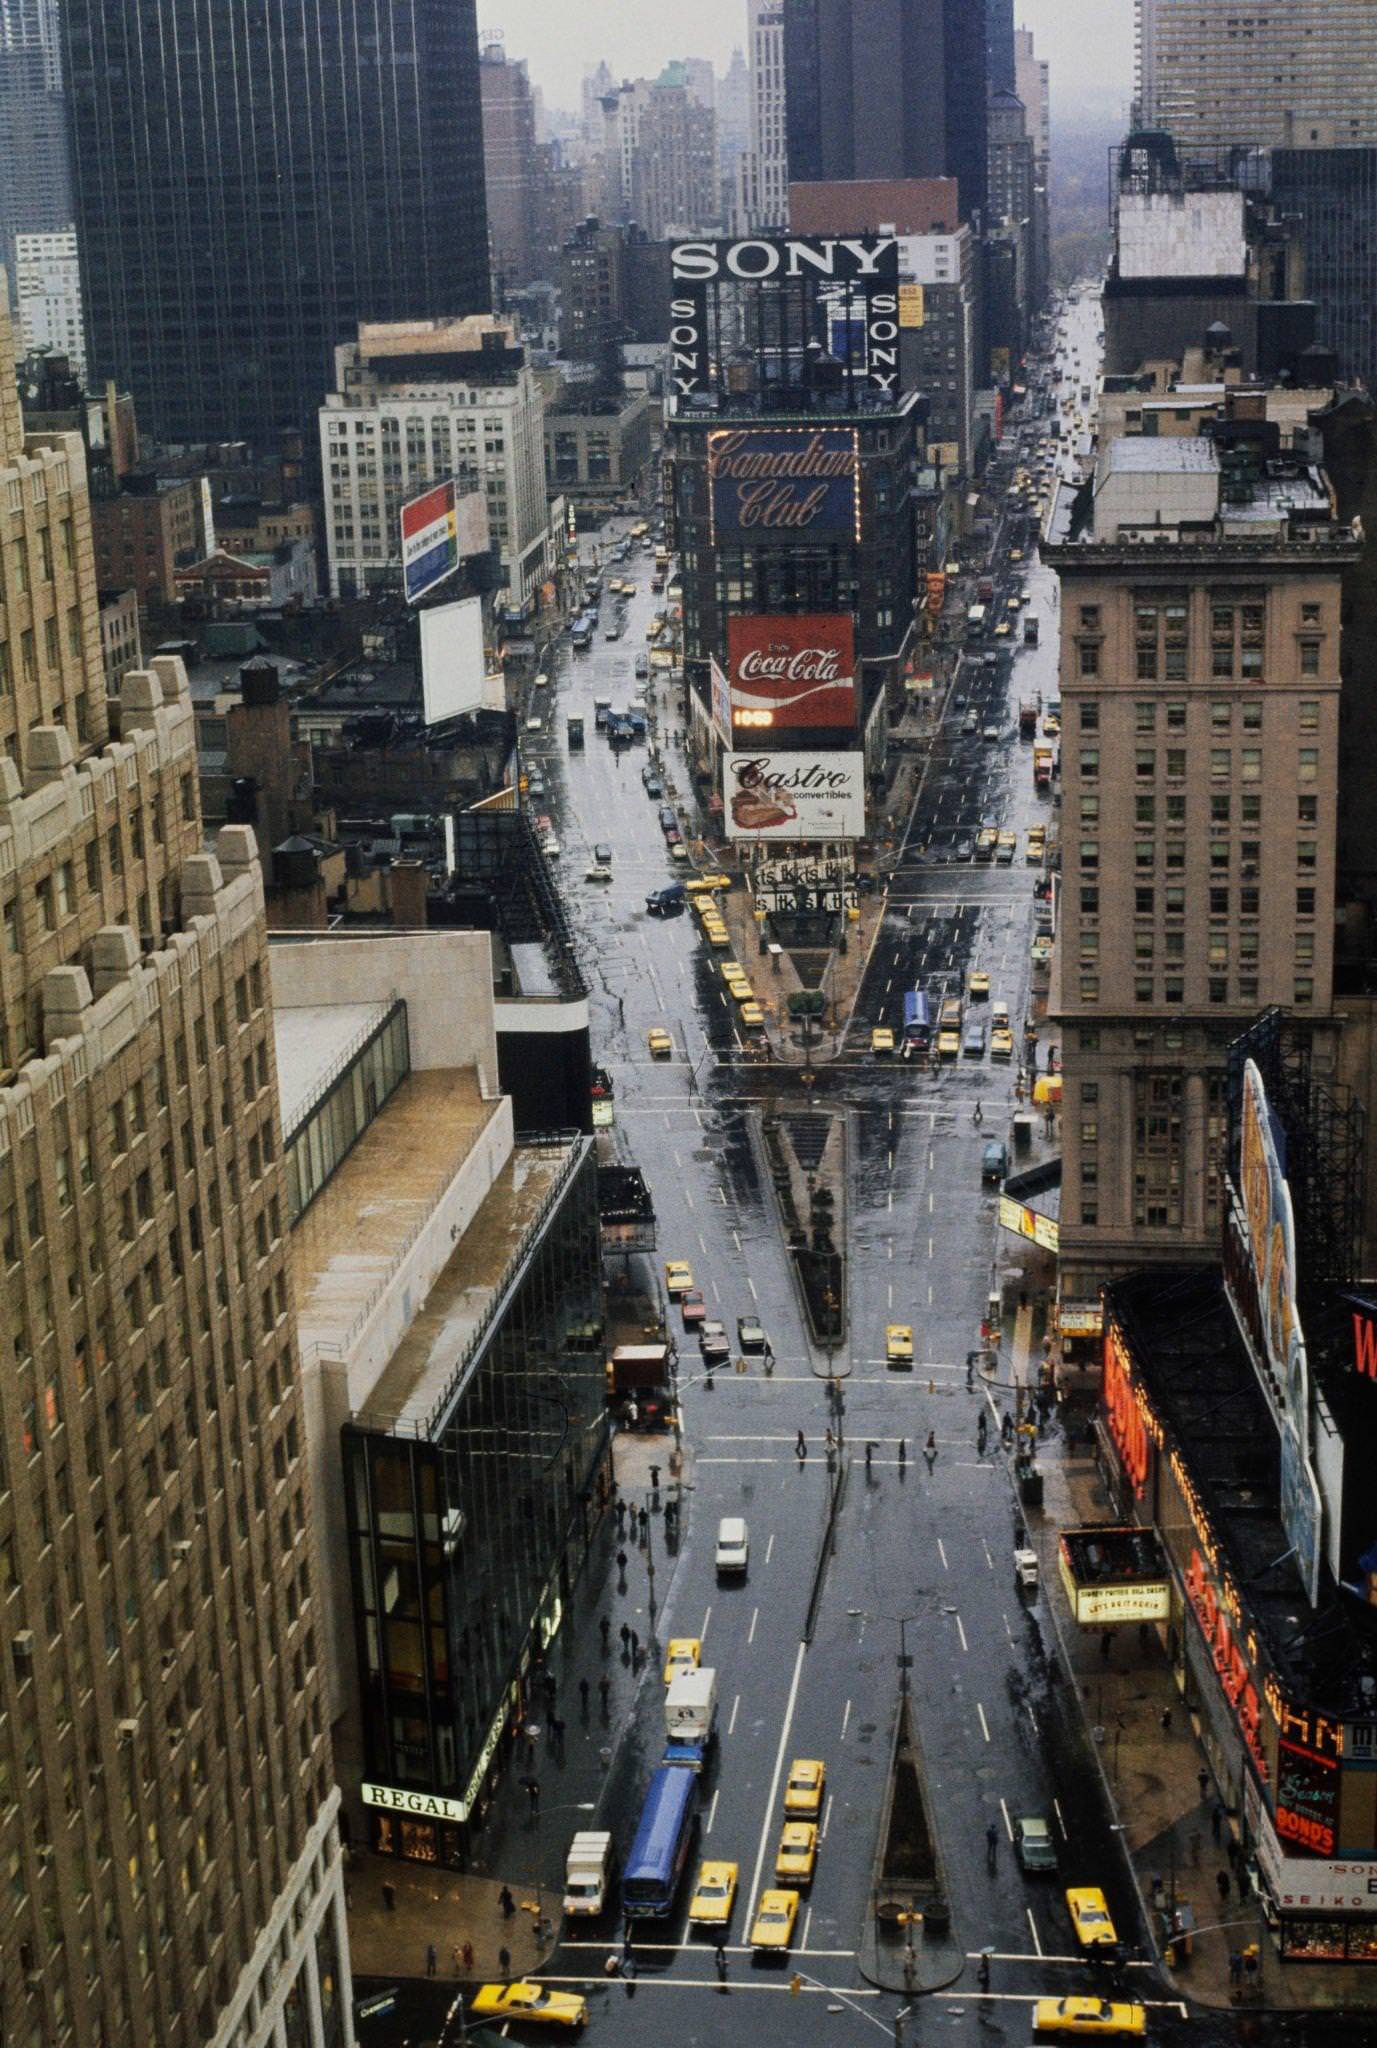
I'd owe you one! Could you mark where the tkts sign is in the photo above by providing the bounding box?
[709,428,858,538]
[728,614,856,733]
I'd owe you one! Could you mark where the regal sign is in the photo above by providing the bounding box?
[709,428,858,538]
[727,614,856,733]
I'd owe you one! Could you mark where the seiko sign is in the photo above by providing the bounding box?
[671,236,899,282]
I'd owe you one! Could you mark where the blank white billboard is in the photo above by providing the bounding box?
[455,490,490,559]
[420,596,485,725]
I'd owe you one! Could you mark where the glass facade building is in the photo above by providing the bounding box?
[344,1136,609,1865]
[61,0,491,448]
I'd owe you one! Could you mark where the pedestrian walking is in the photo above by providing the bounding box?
[1160,1705,1172,1733]
[1243,1947,1259,1994]
[618,997,625,1023]
[864,1441,874,1472]
[972,1099,983,1127]
[639,1505,649,1540]
[1197,1767,1210,1804]
[543,1671,557,1709]
[579,1677,590,1716]
[616,1549,628,1586]
[551,1714,566,1758]
[1216,1869,1231,1904]
[1188,1829,1202,1868]
[714,1940,728,1979]
[898,1436,907,1468]
[499,1885,515,1919]
[499,1946,512,1980]
[381,1881,396,1913]
[1211,1802,1224,1844]
[824,1426,835,1452]
[599,1675,611,1715]
[1228,1951,1243,1991]
[795,1429,807,1460]
[925,1430,937,1464]
[977,1951,991,1991]
[527,1779,540,1816]
[426,1943,437,1978]
[619,1621,631,1657]
[985,1822,999,1872]
[630,1629,640,1666]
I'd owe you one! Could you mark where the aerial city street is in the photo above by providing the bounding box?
[13,2,1377,2044]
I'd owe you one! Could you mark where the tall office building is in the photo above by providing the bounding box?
[986,0,1015,96]
[783,0,987,220]
[1136,0,1377,148]
[0,36,71,306]
[1043,395,1359,1302]
[735,0,789,233]
[0,296,352,2043]
[481,39,543,300]
[603,78,720,239]
[15,227,84,377]
[61,0,491,450]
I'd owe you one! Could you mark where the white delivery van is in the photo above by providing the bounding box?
[563,1830,613,1916]
[715,1517,748,1576]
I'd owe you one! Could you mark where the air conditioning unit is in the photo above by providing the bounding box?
[12,1629,33,1659]
[116,1719,139,1742]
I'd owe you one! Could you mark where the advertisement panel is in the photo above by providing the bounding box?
[1057,1562,1170,1626]
[998,1193,1059,1254]
[723,751,865,841]
[400,480,458,604]
[455,489,490,560]
[1276,1736,1340,1859]
[709,656,732,745]
[1246,1776,1377,1910]
[727,614,856,733]
[752,848,856,915]
[669,284,709,398]
[419,596,485,724]
[898,284,925,328]
[671,236,899,283]
[709,427,858,538]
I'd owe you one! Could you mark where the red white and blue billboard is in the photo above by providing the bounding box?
[400,481,459,605]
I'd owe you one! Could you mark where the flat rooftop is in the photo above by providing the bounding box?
[359,1136,578,1432]
[291,1069,504,1373]
[1103,434,1217,474]
[275,1000,394,1134]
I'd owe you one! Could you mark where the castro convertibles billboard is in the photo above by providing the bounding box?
[724,751,865,842]
[727,614,856,734]
[709,427,859,538]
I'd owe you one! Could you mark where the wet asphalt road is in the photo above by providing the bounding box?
[365,297,1321,2046]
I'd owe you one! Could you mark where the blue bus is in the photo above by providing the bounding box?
[621,1765,698,1918]
[902,989,933,1053]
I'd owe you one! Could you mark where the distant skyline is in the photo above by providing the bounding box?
[483,0,1134,123]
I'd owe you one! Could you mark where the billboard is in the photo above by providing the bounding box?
[709,427,858,538]
[419,596,485,725]
[727,614,856,734]
[898,284,925,328]
[671,236,899,283]
[723,751,865,842]
[455,489,490,561]
[709,656,732,744]
[400,481,459,604]
[752,848,856,915]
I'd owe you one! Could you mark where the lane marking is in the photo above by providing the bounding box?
[1000,1797,1013,1840]
[819,1793,831,1842]
[977,1702,991,1742]
[937,1538,948,1570]
[802,1905,814,1951]
[955,1612,968,1653]
[765,1533,775,1565]
[700,1606,712,1641]
[707,1787,719,1835]
[745,1639,807,1929]
[1027,1906,1043,1957]
[1053,1797,1067,1839]
[748,1607,759,1645]
[841,1698,851,1741]
[542,1970,878,1996]
[747,1275,758,1300]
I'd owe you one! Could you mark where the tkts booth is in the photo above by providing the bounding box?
[1094,1042,1377,1964]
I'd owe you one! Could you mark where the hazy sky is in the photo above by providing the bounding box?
[486,0,1135,124]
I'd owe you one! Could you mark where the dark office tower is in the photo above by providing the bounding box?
[61,0,490,450]
[986,0,1015,94]
[783,0,986,220]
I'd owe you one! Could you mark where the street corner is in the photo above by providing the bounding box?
[345,1851,562,1987]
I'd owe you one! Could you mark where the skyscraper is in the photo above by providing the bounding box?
[986,0,1015,96]
[0,0,71,309]
[1136,0,1377,149]
[735,0,789,233]
[62,0,490,449]
[0,294,352,2043]
[783,0,987,221]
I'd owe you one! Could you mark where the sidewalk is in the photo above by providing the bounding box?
[347,1428,693,1987]
[1016,1318,1376,2017]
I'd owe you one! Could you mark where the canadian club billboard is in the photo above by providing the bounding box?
[724,751,866,842]
[709,427,859,537]
[727,614,856,734]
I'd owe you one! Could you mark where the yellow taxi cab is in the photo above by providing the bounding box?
[784,1759,826,1815]
[1032,1997,1146,2038]
[698,872,734,891]
[994,620,1012,637]
[470,1983,588,2029]
[1043,714,1061,736]
[704,925,730,949]
[688,1859,738,1927]
[968,970,990,999]
[685,875,722,897]
[750,1888,799,1953]
[721,959,746,982]
[664,1637,701,1684]
[729,981,756,1006]
[937,1026,961,1060]
[1009,547,1024,562]
[886,1323,913,1362]
[1026,831,1046,864]
[664,1260,693,1297]
[871,1027,896,1055]
[775,1822,818,1885]
[997,830,1018,861]
[647,1027,674,1059]
[991,1026,1015,1060]
[1066,1887,1118,1950]
[740,1002,766,1030]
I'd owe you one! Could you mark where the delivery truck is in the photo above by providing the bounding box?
[1019,700,1038,738]
[564,1831,614,1916]
[1033,745,1053,792]
[663,1668,718,1769]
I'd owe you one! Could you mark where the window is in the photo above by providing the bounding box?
[1135,841,1155,870]
[1241,701,1262,732]
[1241,749,1261,782]
[1299,700,1319,733]
[1135,796,1156,824]
[1080,796,1100,824]
[1299,794,1317,824]
[1297,887,1316,917]
[1135,888,1155,914]
[1294,978,1315,1005]
[1135,750,1155,779]
[1079,750,1099,780]
[1078,605,1100,629]
[1134,702,1156,732]
[1134,977,1154,1004]
[1078,642,1100,677]
[1210,794,1230,824]
[1166,749,1186,779]
[1210,701,1231,729]
[1300,642,1320,676]
[1079,840,1099,872]
[1080,887,1099,915]
[1166,702,1186,730]
[1297,842,1317,872]
[1210,749,1230,779]
[1078,701,1099,732]
[1298,748,1318,783]
[1165,887,1184,915]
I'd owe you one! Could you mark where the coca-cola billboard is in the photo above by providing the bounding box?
[727,614,856,734]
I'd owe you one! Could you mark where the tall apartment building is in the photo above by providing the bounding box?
[320,316,550,607]
[480,39,542,300]
[0,299,352,2044]
[603,78,720,239]
[1014,28,1051,316]
[1043,403,1361,1303]
[61,0,490,449]
[15,227,84,378]
[558,219,671,364]
[785,0,987,222]
[1136,0,1377,148]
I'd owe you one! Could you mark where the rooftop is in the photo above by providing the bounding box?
[1102,433,1218,473]
[291,1069,505,1385]
[275,999,394,1133]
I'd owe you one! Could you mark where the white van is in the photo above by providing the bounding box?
[715,1517,748,1576]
